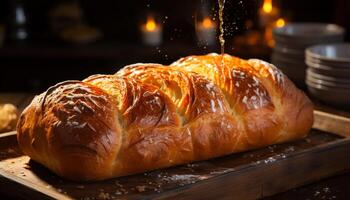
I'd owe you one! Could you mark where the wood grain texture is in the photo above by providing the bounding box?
[0,97,350,199]
[313,110,350,138]
[0,128,349,200]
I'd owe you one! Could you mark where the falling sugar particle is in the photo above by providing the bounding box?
[314,191,321,196]
[135,185,147,192]
[218,0,226,54]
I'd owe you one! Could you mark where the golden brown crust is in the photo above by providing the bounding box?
[17,53,313,181]
[17,81,122,180]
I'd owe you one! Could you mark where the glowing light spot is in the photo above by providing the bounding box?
[145,16,157,31]
[202,17,215,29]
[276,18,286,28]
[263,0,273,13]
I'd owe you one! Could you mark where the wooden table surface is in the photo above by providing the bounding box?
[1,93,350,200]
[0,93,35,113]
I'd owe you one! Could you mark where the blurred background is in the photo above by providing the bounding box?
[1,1,350,197]
[0,0,349,92]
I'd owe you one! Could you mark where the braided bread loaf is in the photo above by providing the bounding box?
[17,53,313,181]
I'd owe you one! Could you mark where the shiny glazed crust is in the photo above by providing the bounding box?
[17,53,313,181]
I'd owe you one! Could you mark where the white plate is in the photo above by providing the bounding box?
[307,68,350,84]
[274,44,305,55]
[307,82,350,107]
[305,60,350,78]
[305,56,350,69]
[306,75,350,89]
[273,23,344,41]
[306,43,350,63]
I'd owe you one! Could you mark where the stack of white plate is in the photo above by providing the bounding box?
[272,23,345,87]
[306,44,350,108]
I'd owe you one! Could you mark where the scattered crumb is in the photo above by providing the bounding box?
[186,163,199,168]
[323,187,330,193]
[314,191,321,196]
[264,157,276,164]
[284,146,295,153]
[76,185,85,189]
[135,185,146,192]
[98,192,110,200]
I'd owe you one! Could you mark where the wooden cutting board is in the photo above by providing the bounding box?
[0,111,350,200]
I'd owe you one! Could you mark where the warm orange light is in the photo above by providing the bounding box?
[202,17,214,29]
[265,27,275,47]
[263,0,273,13]
[145,16,157,31]
[276,18,286,27]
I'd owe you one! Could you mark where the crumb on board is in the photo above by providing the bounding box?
[98,192,110,200]
[135,185,147,192]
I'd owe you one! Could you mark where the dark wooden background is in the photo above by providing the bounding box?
[0,0,349,92]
